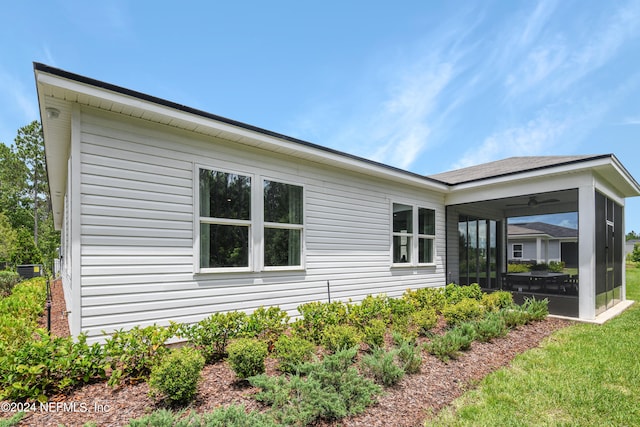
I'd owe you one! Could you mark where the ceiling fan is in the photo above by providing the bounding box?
[506,196,560,208]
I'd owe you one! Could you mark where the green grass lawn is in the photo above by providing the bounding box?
[430,264,640,427]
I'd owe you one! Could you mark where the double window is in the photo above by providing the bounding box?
[392,203,435,265]
[197,167,303,272]
[512,243,523,259]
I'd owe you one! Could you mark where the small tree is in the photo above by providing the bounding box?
[630,243,640,263]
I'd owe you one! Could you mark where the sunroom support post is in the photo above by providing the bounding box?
[578,185,596,320]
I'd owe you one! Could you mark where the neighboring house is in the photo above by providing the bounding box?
[625,239,640,258]
[34,63,640,342]
[508,222,578,267]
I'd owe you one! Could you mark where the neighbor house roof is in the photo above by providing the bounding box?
[508,222,578,239]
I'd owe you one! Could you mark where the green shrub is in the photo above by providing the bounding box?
[408,307,438,335]
[390,319,419,345]
[531,262,549,271]
[481,291,514,312]
[348,294,392,327]
[125,406,278,427]
[321,324,363,353]
[451,322,477,350]
[522,296,549,321]
[227,338,268,379]
[0,331,106,401]
[362,318,386,348]
[177,311,247,362]
[500,307,530,328]
[360,348,404,386]
[273,334,315,374]
[148,346,205,404]
[403,286,446,312]
[242,306,289,351]
[548,261,565,272]
[0,277,47,350]
[202,404,279,427]
[103,323,178,386]
[442,298,484,326]
[293,300,349,344]
[396,340,422,374]
[0,270,20,296]
[250,347,381,426]
[387,296,417,320]
[425,325,475,362]
[474,313,508,342]
[508,263,532,273]
[125,409,201,427]
[444,283,483,304]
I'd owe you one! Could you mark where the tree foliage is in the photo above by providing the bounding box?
[0,121,58,271]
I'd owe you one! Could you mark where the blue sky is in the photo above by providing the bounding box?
[2,1,640,232]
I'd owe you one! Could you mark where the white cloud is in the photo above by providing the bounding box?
[367,61,454,169]
[0,69,38,122]
[454,114,571,169]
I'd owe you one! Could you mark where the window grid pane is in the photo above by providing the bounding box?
[264,228,301,267]
[199,169,251,220]
[264,181,303,224]
[200,223,249,268]
[393,204,413,233]
[418,208,435,235]
[419,237,434,264]
[393,235,412,263]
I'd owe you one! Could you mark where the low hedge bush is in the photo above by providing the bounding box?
[242,306,289,351]
[177,311,247,362]
[293,300,349,344]
[481,291,514,312]
[148,346,205,404]
[444,283,483,305]
[321,324,363,353]
[273,334,315,374]
[442,297,484,326]
[103,323,178,386]
[0,332,106,402]
[227,338,268,379]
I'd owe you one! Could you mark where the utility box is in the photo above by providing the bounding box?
[17,264,43,279]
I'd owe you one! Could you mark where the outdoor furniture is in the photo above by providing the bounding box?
[505,272,571,294]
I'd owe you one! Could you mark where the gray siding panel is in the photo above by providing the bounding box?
[77,109,447,341]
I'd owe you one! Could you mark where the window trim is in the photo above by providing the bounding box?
[195,165,254,274]
[194,164,305,274]
[391,202,436,267]
[261,177,306,272]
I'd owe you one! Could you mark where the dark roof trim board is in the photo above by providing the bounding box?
[33,62,441,186]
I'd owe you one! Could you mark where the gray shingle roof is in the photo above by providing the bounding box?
[428,155,609,185]
[508,222,578,238]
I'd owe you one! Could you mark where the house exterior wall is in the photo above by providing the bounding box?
[72,108,446,341]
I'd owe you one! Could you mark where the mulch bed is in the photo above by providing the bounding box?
[5,279,572,427]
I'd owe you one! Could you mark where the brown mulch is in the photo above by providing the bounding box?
[4,280,573,427]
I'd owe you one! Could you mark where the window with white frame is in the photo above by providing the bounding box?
[392,203,435,265]
[263,180,303,268]
[197,167,304,272]
[198,168,252,270]
[512,243,523,259]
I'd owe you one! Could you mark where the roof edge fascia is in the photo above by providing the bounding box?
[448,155,638,193]
[34,63,447,192]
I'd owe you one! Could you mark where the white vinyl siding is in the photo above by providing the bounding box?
[74,108,446,342]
